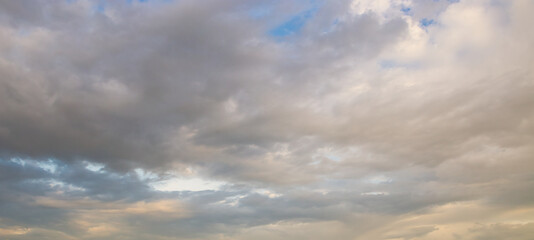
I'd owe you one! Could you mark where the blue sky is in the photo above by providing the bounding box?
[269,5,319,37]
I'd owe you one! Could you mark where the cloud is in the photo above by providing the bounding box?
[0,0,533,239]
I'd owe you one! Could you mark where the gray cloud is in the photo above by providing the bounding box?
[0,0,533,239]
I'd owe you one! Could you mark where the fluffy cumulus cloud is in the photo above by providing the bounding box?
[0,0,533,239]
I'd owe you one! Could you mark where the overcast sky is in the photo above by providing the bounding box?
[0,0,533,239]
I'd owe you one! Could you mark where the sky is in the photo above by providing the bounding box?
[0,0,533,239]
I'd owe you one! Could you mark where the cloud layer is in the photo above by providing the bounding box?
[0,0,533,239]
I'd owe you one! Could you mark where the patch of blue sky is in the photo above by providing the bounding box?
[268,4,319,38]
[420,18,436,27]
[93,1,106,13]
[401,7,412,15]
